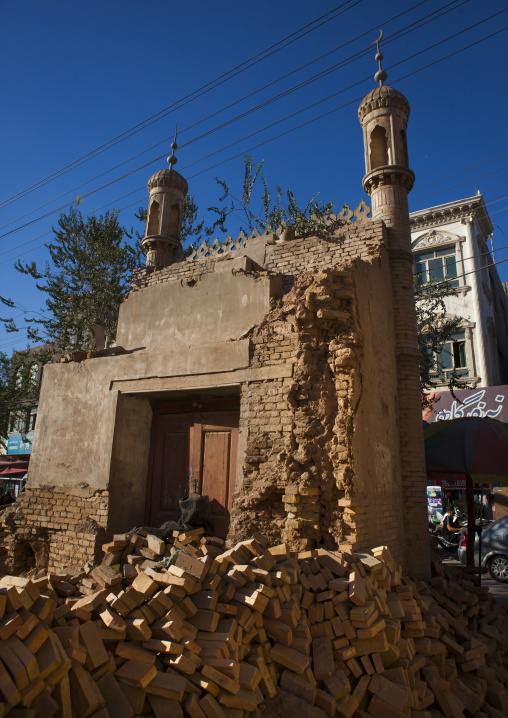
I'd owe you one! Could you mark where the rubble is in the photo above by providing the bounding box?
[0,528,507,717]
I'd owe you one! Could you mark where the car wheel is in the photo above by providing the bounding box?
[487,555,508,583]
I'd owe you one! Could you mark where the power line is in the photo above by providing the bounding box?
[411,152,508,195]
[3,217,508,353]
[430,253,508,290]
[0,21,507,265]
[4,175,508,272]
[0,0,465,231]
[409,164,508,205]
[0,1,362,210]
[1,9,504,244]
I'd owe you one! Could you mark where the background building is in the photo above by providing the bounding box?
[410,194,508,389]
[0,345,51,497]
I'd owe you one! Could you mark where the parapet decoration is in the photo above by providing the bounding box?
[185,200,371,262]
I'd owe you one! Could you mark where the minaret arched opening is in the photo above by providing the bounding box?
[369,125,388,170]
[400,129,409,167]
[147,200,160,236]
[168,204,180,238]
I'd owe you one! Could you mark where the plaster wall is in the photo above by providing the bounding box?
[108,394,153,535]
[116,258,281,351]
[6,217,429,576]
[28,260,279,493]
[351,256,405,558]
[30,360,119,493]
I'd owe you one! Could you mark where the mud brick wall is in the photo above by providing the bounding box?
[129,219,407,563]
[225,221,405,563]
[0,488,108,573]
[3,216,422,573]
[229,267,361,553]
[131,256,216,291]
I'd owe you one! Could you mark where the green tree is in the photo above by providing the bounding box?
[11,205,140,351]
[207,154,345,239]
[415,279,466,407]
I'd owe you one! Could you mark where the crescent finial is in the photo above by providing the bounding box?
[373,29,387,87]
[167,124,179,171]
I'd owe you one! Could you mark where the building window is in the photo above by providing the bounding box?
[424,331,468,381]
[9,411,27,434]
[15,368,24,388]
[29,363,39,386]
[28,407,37,432]
[414,247,459,287]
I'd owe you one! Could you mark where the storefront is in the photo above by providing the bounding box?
[427,473,494,521]
[424,386,507,521]
[0,459,28,497]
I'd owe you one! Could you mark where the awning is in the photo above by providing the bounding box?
[0,459,28,468]
[0,467,27,476]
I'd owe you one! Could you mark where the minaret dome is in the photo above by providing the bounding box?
[358,85,414,196]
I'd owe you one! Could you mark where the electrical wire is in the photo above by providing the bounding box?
[0,0,362,209]
[1,9,504,243]
[430,253,508,290]
[0,0,468,231]
[0,0,475,234]
[409,165,508,205]
[0,21,507,265]
[411,153,508,195]
[3,224,508,353]
[3,177,508,271]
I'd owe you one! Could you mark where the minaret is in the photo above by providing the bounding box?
[142,132,188,268]
[359,32,430,579]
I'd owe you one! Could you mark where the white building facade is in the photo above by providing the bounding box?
[410,194,508,388]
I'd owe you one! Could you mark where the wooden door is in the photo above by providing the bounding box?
[146,399,239,537]
[198,412,238,538]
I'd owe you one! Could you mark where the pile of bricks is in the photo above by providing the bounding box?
[0,528,507,717]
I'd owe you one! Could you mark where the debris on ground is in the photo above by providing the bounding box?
[0,528,507,717]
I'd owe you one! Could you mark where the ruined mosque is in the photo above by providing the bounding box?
[1,43,431,579]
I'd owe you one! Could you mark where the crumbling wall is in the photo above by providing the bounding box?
[0,487,108,573]
[3,215,416,571]
[229,267,361,553]
[227,220,406,564]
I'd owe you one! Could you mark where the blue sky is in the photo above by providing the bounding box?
[1,0,508,354]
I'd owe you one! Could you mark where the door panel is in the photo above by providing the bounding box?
[201,430,230,513]
[147,413,192,526]
[146,400,239,536]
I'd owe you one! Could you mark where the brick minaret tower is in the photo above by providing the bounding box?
[142,132,188,268]
[358,33,430,578]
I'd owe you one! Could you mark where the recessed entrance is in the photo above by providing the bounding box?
[145,397,239,537]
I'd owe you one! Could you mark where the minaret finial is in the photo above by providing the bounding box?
[373,30,388,87]
[167,125,178,171]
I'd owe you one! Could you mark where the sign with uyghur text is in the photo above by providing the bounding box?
[423,386,508,424]
[7,432,34,455]
[427,473,491,490]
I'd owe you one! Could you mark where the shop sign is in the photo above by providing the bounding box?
[423,386,507,424]
[7,432,34,455]
[427,485,442,513]
[427,474,491,490]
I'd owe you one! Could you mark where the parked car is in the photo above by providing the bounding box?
[457,515,508,582]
